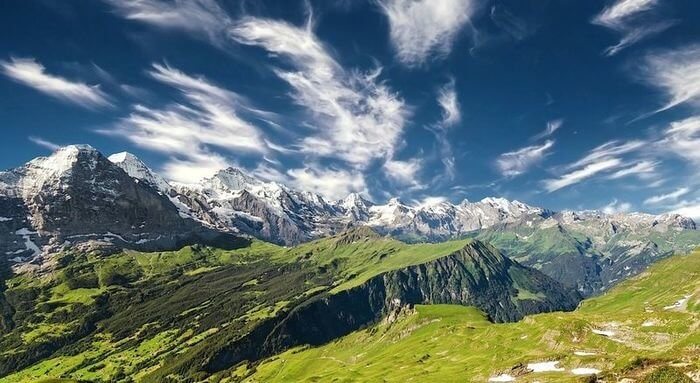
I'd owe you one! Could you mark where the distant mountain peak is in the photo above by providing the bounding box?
[108,151,170,193]
[209,167,263,191]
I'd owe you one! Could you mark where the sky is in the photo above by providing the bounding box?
[1,0,700,218]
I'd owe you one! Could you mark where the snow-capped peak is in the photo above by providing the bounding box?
[14,145,101,196]
[208,167,262,192]
[108,151,170,192]
[339,192,373,209]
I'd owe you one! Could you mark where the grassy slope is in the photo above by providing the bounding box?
[1,229,471,382]
[245,250,700,383]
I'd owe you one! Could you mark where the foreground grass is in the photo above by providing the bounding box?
[246,250,700,382]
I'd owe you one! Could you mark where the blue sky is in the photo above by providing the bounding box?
[1,0,700,217]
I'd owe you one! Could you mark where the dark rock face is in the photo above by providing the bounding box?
[204,241,581,372]
[0,146,249,267]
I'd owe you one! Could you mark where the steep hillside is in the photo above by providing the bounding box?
[244,249,700,382]
[0,228,578,382]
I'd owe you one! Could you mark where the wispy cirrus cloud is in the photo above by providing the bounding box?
[230,17,408,168]
[542,140,649,192]
[531,119,563,141]
[28,136,61,151]
[607,160,657,179]
[377,0,476,66]
[427,79,461,180]
[1,57,112,109]
[489,4,537,41]
[657,116,700,165]
[567,140,645,169]
[100,63,270,183]
[644,187,690,205]
[496,140,554,177]
[105,0,232,46]
[638,47,700,115]
[592,0,674,56]
[544,157,622,192]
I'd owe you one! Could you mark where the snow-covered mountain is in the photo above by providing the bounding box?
[2,146,698,287]
[0,145,244,272]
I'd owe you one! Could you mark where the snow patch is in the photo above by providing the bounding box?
[527,361,564,372]
[574,351,597,356]
[0,216,12,221]
[592,329,615,337]
[14,228,41,257]
[488,374,516,382]
[664,295,691,311]
[571,368,601,375]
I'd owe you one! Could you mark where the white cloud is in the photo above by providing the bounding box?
[657,116,700,164]
[670,201,700,220]
[639,45,700,113]
[105,0,231,46]
[607,160,657,179]
[568,140,645,169]
[437,80,461,126]
[594,0,657,24]
[601,199,633,214]
[230,17,408,168]
[592,0,672,56]
[162,151,230,184]
[544,158,622,192]
[377,0,476,66]
[416,196,449,208]
[531,119,563,141]
[496,140,554,177]
[603,21,674,56]
[644,187,690,205]
[427,80,461,180]
[383,158,422,186]
[100,63,269,183]
[286,167,367,201]
[1,57,111,108]
[28,136,60,151]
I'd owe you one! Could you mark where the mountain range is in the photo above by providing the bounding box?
[0,145,698,382]
[2,145,698,296]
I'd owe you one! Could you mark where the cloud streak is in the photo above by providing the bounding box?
[592,0,673,56]
[230,17,408,169]
[531,119,563,141]
[497,140,554,177]
[644,187,690,205]
[427,80,461,180]
[105,0,232,46]
[1,57,112,109]
[544,157,622,192]
[100,63,269,183]
[639,47,700,114]
[377,0,475,66]
[28,136,61,151]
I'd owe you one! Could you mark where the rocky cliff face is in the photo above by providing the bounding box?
[0,146,247,271]
[204,240,580,372]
